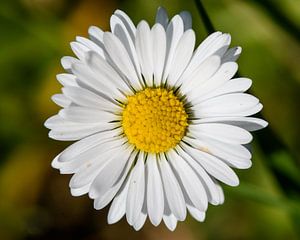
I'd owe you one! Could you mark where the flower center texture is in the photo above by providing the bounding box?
[122,88,188,153]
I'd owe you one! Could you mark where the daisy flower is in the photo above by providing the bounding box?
[45,7,268,231]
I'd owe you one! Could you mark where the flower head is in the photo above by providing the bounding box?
[45,7,268,231]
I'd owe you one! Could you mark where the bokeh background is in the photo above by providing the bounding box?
[0,0,300,239]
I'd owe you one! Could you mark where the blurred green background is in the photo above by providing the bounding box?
[0,0,300,239]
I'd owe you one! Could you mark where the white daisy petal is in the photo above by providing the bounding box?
[61,56,80,73]
[188,61,238,101]
[159,154,186,221]
[155,6,169,29]
[56,128,122,163]
[56,140,125,174]
[70,42,90,62]
[62,86,121,111]
[133,203,147,231]
[76,36,105,57]
[193,116,268,131]
[89,145,133,199]
[192,93,260,117]
[70,184,91,197]
[126,152,145,225]
[175,146,221,205]
[185,136,252,169]
[215,181,225,204]
[178,55,221,94]
[152,23,167,86]
[110,14,142,81]
[179,11,192,31]
[69,144,124,189]
[108,172,132,224]
[146,154,164,226]
[222,46,242,62]
[162,14,184,83]
[163,214,177,231]
[179,31,222,80]
[72,61,124,101]
[59,107,120,123]
[167,29,195,86]
[187,204,206,222]
[167,149,208,211]
[88,26,104,47]
[103,32,143,91]
[181,140,239,186]
[86,51,133,95]
[114,9,136,40]
[51,94,71,108]
[189,123,253,145]
[56,73,78,87]
[135,20,153,85]
[47,116,116,141]
[196,77,252,102]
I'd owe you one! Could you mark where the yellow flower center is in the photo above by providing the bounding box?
[122,88,188,153]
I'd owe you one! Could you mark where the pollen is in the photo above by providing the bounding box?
[122,88,188,153]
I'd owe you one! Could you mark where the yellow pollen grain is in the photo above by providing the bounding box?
[122,88,188,153]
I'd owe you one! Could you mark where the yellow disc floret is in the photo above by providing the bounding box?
[122,88,188,153]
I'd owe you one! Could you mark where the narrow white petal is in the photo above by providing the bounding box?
[56,128,121,163]
[88,26,104,46]
[126,152,145,225]
[72,61,123,101]
[193,117,268,131]
[70,41,89,61]
[162,15,184,83]
[187,205,205,222]
[146,154,164,226]
[194,33,231,63]
[114,9,136,40]
[135,21,153,85]
[108,172,132,224]
[163,214,177,231]
[133,203,147,231]
[196,77,252,102]
[59,107,120,123]
[51,94,71,108]
[151,23,166,86]
[62,86,121,112]
[179,31,222,80]
[176,146,221,205]
[70,184,91,197]
[56,73,78,87]
[215,181,225,204]
[61,56,80,73]
[94,150,137,209]
[110,14,142,81]
[189,123,253,144]
[179,11,192,31]
[158,154,186,221]
[222,46,242,63]
[178,55,221,93]
[76,36,104,57]
[181,140,239,186]
[155,7,169,29]
[69,145,124,189]
[47,116,116,141]
[167,149,208,211]
[167,29,195,86]
[89,145,133,199]
[188,62,238,102]
[192,93,260,118]
[103,32,143,91]
[86,51,132,95]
